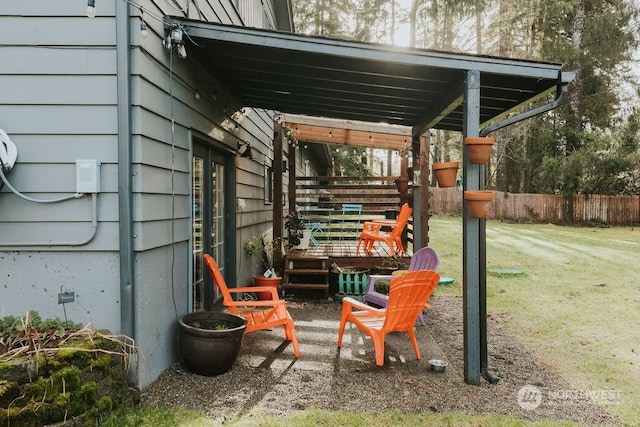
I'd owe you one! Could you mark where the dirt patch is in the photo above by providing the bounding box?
[142,297,620,425]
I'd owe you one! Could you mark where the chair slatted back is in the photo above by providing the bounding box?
[203,254,238,315]
[383,270,439,330]
[408,246,440,271]
[390,203,412,240]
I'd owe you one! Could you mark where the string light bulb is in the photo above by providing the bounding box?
[177,44,187,59]
[86,0,96,18]
[140,12,148,38]
[329,128,333,138]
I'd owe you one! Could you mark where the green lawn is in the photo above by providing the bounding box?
[104,216,639,426]
[429,215,640,425]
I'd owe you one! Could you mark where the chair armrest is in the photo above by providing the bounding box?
[371,219,397,227]
[229,286,281,300]
[225,299,286,308]
[342,296,385,315]
[360,222,382,233]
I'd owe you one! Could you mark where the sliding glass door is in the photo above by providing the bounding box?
[192,142,229,311]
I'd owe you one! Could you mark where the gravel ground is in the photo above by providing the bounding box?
[142,296,620,425]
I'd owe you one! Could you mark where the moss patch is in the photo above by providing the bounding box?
[0,312,139,426]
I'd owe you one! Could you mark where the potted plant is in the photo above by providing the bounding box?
[285,209,311,249]
[244,230,282,300]
[371,256,408,275]
[178,311,247,376]
[373,278,391,295]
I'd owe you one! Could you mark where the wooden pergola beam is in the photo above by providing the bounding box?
[282,115,413,151]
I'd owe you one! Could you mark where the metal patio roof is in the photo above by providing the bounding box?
[171,18,572,136]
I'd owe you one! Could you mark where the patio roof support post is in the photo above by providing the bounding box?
[287,132,296,211]
[411,134,421,250]
[418,134,430,249]
[462,69,483,385]
[273,122,285,269]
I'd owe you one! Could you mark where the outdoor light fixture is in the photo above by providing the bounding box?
[163,25,187,59]
[238,143,253,160]
[86,0,96,18]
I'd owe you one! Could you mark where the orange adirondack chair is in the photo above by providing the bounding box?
[337,269,440,366]
[356,203,412,256]
[203,254,300,358]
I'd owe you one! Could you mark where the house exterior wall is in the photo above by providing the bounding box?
[0,0,289,388]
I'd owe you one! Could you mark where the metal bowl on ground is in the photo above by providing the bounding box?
[429,359,448,372]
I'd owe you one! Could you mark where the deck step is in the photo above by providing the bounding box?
[282,282,328,290]
[283,254,329,295]
[284,268,328,274]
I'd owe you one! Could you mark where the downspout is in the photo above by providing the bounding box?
[116,1,135,343]
[480,74,574,137]
[477,74,573,385]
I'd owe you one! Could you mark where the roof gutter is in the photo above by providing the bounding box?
[480,71,576,137]
[116,1,135,342]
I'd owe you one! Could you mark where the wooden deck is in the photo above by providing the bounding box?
[288,240,412,270]
[283,240,412,298]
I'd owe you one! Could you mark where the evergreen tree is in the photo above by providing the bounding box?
[291,0,640,195]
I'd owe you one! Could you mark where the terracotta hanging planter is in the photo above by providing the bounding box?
[464,190,494,218]
[394,177,409,194]
[431,161,459,188]
[464,137,495,164]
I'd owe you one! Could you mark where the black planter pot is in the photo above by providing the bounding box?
[178,311,247,376]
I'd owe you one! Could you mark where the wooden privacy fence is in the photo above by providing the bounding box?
[429,187,640,225]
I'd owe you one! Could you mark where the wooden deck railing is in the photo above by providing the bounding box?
[295,175,413,244]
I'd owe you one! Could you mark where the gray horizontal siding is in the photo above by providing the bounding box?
[0,47,116,74]
[0,75,117,104]
[0,163,118,192]
[0,193,118,222]
[10,135,118,163]
[0,1,116,16]
[134,165,190,194]
[134,217,191,251]
[0,221,121,250]
[0,17,116,45]
[134,193,191,221]
[0,105,118,134]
